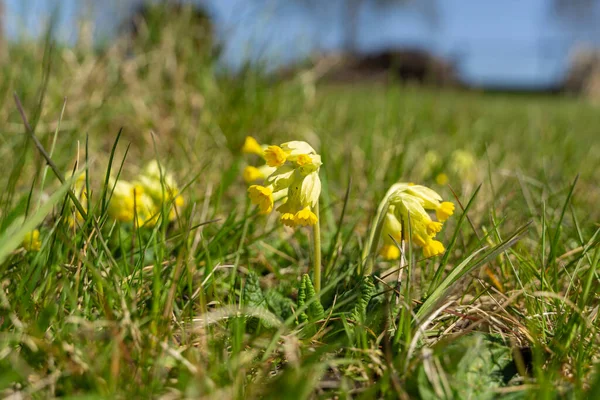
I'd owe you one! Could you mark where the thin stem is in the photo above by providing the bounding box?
[396,240,406,305]
[313,202,322,293]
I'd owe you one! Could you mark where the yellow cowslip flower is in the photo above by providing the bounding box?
[242,136,265,157]
[22,229,41,252]
[108,180,158,226]
[243,165,276,183]
[136,161,184,221]
[248,184,274,214]
[248,141,321,227]
[264,145,288,167]
[379,210,402,260]
[264,141,317,168]
[380,183,454,259]
[294,206,319,226]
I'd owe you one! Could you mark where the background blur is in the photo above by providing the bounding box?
[5,0,600,95]
[3,1,600,398]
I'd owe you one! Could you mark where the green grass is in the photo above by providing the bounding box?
[1,7,600,399]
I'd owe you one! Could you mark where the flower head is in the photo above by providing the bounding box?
[264,145,288,167]
[248,140,321,227]
[377,182,454,259]
[294,206,318,226]
[273,166,321,227]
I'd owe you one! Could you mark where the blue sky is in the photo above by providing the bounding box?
[5,0,600,88]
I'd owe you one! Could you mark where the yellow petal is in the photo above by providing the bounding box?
[242,136,264,156]
[248,185,274,214]
[436,202,455,222]
[294,207,318,226]
[379,244,400,260]
[295,154,312,166]
[280,212,297,227]
[264,145,288,167]
[423,240,445,258]
[243,166,264,183]
[426,221,443,235]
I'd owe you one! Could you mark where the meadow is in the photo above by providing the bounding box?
[1,8,600,399]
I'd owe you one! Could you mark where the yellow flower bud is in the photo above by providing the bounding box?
[242,136,265,156]
[243,166,264,183]
[379,244,400,260]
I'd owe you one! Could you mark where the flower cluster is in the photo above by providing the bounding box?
[379,183,454,260]
[247,141,321,227]
[107,161,184,227]
[422,149,477,186]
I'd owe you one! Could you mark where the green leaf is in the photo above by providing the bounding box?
[297,275,308,324]
[264,289,295,321]
[304,275,325,321]
[350,275,375,322]
[415,334,513,400]
[297,274,324,324]
[242,271,266,309]
[416,222,530,323]
[242,271,277,329]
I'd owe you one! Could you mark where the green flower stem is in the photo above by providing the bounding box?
[313,202,322,293]
[395,239,406,305]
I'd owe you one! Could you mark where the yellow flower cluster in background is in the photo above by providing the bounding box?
[22,229,42,252]
[379,183,454,260]
[422,149,477,187]
[107,161,184,226]
[107,180,157,225]
[247,140,321,227]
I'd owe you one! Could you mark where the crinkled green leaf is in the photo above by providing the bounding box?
[350,275,375,322]
[297,274,324,324]
[243,271,266,309]
[415,334,514,400]
[265,289,294,321]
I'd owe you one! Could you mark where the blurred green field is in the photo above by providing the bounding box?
[1,7,600,399]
